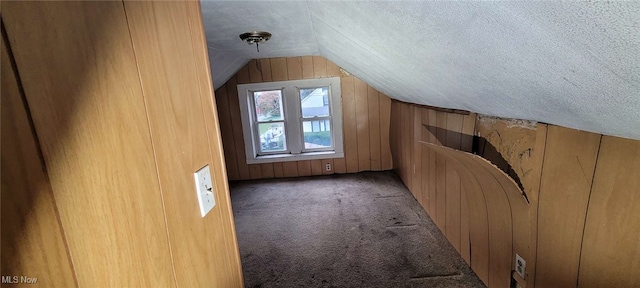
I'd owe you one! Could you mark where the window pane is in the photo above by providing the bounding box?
[258,122,286,152]
[254,90,283,121]
[300,87,329,118]
[302,120,331,149]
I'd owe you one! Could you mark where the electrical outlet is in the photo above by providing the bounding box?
[325,163,331,171]
[194,165,216,217]
[515,254,526,279]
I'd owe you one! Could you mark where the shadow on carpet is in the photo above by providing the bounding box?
[230,171,486,288]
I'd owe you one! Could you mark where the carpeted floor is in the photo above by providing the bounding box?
[230,171,486,288]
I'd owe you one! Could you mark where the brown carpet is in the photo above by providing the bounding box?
[230,171,485,288]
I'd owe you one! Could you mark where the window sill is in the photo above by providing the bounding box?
[246,151,344,164]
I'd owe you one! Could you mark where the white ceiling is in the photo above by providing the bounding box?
[201,1,640,140]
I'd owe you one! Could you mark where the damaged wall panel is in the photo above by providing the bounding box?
[391,99,640,287]
[418,140,531,288]
[475,115,541,202]
[390,101,480,281]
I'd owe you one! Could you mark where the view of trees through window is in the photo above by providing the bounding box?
[254,90,285,152]
[254,90,283,121]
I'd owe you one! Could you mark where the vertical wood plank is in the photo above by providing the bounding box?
[342,76,358,173]
[435,111,448,231]
[445,113,464,252]
[261,163,275,179]
[427,109,438,216]
[259,58,273,82]
[310,159,324,176]
[248,164,262,179]
[355,77,370,171]
[368,86,382,171]
[273,162,284,178]
[226,76,251,180]
[286,57,302,80]
[248,59,262,83]
[282,161,299,178]
[333,157,347,174]
[421,146,431,215]
[270,57,288,81]
[236,63,250,84]
[535,126,601,288]
[459,113,475,263]
[1,31,77,287]
[312,56,327,78]
[419,108,431,215]
[402,103,412,187]
[460,185,471,264]
[400,103,410,186]
[460,113,476,152]
[527,123,548,288]
[578,136,640,288]
[326,59,340,77]
[412,106,423,205]
[379,93,392,170]
[301,56,314,79]
[297,160,312,176]
[214,85,240,181]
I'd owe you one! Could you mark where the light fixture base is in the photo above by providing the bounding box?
[239,31,272,44]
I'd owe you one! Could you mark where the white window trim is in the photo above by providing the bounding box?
[237,77,344,164]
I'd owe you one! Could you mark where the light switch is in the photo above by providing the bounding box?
[194,165,215,217]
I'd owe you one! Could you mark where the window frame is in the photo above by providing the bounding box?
[237,77,343,164]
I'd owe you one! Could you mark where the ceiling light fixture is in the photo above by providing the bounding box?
[239,31,272,53]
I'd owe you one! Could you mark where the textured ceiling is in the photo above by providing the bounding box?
[201,1,640,140]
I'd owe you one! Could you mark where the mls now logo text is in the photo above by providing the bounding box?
[2,276,38,284]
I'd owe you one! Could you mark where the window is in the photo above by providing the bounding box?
[237,77,343,164]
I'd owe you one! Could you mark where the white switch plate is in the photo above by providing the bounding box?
[515,253,526,279]
[194,165,215,217]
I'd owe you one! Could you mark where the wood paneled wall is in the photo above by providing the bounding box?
[214,57,392,181]
[390,100,640,288]
[1,1,242,286]
[1,27,78,287]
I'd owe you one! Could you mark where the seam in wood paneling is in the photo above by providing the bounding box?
[574,135,602,285]
[186,2,244,283]
[1,24,79,286]
[122,4,179,284]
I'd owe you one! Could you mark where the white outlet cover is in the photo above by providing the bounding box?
[515,253,526,279]
[194,165,216,217]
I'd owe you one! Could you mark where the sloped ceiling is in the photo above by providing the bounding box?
[201,1,640,140]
